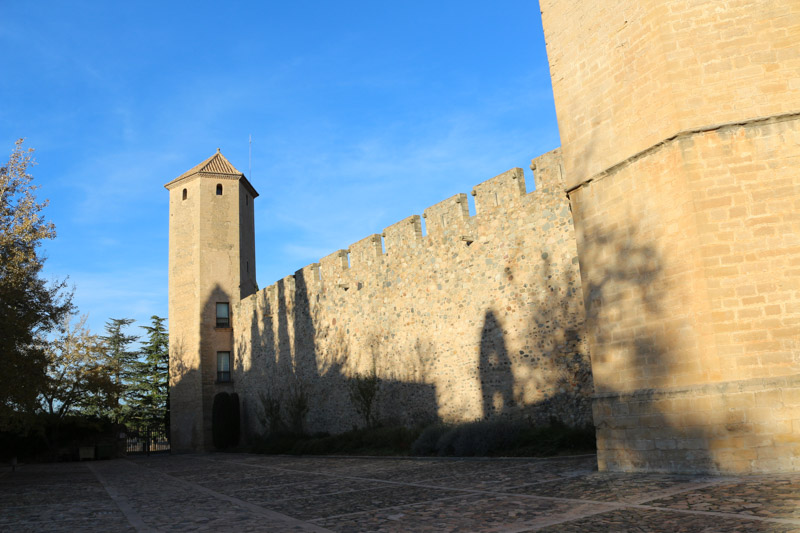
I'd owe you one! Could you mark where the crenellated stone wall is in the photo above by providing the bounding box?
[230,148,594,438]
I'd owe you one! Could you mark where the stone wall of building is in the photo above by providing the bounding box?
[167,152,259,452]
[540,0,800,191]
[574,116,800,474]
[230,148,594,438]
[541,0,800,473]
[166,173,204,452]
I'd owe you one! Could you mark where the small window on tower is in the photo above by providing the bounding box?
[216,302,230,328]
[217,352,231,382]
[246,195,249,206]
[182,188,187,200]
[216,184,223,195]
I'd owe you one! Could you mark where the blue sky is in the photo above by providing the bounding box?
[1,1,560,337]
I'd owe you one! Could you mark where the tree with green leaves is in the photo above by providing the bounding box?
[131,316,169,428]
[40,315,117,420]
[100,318,139,422]
[0,139,73,430]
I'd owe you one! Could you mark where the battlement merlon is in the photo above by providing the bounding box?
[319,250,349,281]
[240,279,279,318]
[471,168,526,215]
[530,148,564,191]
[349,234,383,271]
[255,285,274,315]
[295,263,321,287]
[423,193,470,237]
[383,215,423,256]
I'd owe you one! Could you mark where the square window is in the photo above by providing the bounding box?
[216,302,230,328]
[217,351,231,382]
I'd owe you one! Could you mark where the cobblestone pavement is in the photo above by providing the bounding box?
[2,453,800,532]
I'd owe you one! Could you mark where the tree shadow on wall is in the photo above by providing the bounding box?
[519,255,593,428]
[243,268,439,438]
[246,274,326,437]
[479,310,514,419]
[168,337,196,451]
[243,226,597,441]
[576,224,720,473]
[239,281,278,441]
[465,218,727,473]
[473,233,594,429]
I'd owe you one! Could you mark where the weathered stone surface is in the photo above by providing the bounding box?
[542,0,800,473]
[231,148,592,437]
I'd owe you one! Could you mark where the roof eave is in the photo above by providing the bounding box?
[164,172,259,198]
[240,175,259,198]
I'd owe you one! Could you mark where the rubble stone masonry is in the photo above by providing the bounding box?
[231,149,593,437]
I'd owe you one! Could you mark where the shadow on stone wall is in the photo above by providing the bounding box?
[238,268,440,439]
[169,209,771,478]
[214,175,602,444]
[168,337,203,452]
[479,309,514,419]
[466,237,594,429]
[171,204,597,455]
[575,223,719,473]
[167,164,607,452]
[232,245,598,444]
[519,254,593,427]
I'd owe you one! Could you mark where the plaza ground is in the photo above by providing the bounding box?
[2,453,800,532]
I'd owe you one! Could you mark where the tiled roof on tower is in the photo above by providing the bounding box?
[164,149,258,197]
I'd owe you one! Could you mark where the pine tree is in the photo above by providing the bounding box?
[100,318,139,422]
[135,316,169,428]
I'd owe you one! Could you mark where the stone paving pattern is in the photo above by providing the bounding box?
[2,454,800,532]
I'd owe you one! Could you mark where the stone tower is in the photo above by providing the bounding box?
[540,0,800,472]
[165,150,258,452]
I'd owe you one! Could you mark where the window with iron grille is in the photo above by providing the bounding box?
[217,351,231,382]
[216,302,230,328]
